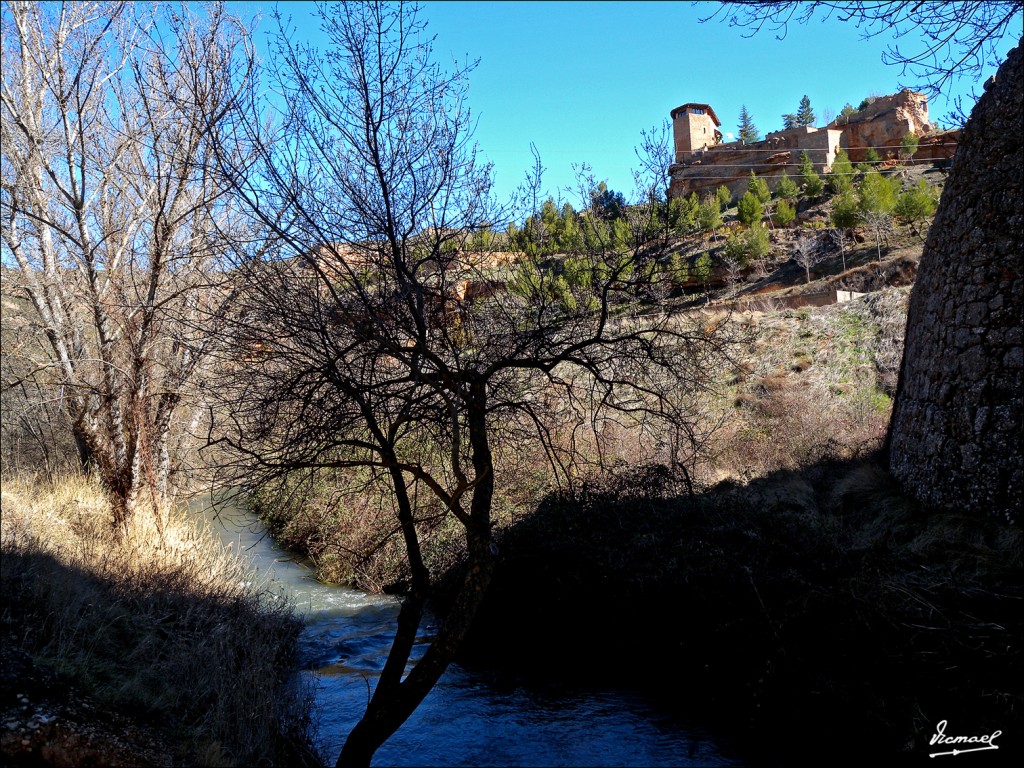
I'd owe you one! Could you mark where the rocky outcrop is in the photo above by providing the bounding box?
[887,40,1023,524]
[836,89,933,162]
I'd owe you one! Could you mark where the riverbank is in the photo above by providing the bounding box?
[244,283,1021,762]
[0,475,320,767]
[448,454,1022,763]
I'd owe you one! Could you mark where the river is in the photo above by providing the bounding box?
[192,497,743,767]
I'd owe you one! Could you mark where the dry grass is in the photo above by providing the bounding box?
[0,473,317,767]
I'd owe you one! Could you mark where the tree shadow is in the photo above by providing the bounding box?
[0,546,321,767]
[441,454,1022,764]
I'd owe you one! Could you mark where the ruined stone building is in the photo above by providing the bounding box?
[668,89,959,200]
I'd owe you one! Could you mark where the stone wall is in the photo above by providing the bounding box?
[887,41,1023,524]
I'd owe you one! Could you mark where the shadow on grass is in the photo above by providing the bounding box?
[1,546,321,767]
[443,454,1022,764]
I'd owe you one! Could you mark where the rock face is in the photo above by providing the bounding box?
[887,40,1023,524]
[838,89,933,163]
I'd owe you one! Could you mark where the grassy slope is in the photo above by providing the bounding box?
[0,475,320,767]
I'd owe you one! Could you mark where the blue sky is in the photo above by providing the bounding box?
[241,1,1021,209]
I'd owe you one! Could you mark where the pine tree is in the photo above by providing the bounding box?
[737,191,763,226]
[796,95,815,127]
[858,169,900,214]
[894,178,939,238]
[831,190,860,230]
[776,198,796,226]
[776,171,800,200]
[697,195,722,235]
[899,132,920,162]
[716,185,732,211]
[799,150,824,198]
[746,171,771,204]
[738,104,759,143]
[826,149,854,195]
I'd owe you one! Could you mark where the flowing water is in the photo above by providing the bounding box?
[192,497,743,767]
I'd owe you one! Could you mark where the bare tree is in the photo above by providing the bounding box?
[702,2,1023,96]
[1,1,254,526]
[829,226,851,272]
[722,254,744,288]
[793,235,825,284]
[207,2,734,765]
[862,209,896,261]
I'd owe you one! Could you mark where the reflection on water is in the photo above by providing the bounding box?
[191,497,742,767]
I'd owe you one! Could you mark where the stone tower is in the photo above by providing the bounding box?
[670,103,722,162]
[887,39,1023,524]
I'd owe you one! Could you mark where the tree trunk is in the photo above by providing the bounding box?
[335,531,496,768]
[72,424,95,474]
[336,393,496,767]
[886,38,1023,524]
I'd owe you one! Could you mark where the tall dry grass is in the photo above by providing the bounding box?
[0,473,317,767]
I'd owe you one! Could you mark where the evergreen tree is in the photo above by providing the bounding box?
[668,251,691,288]
[667,193,699,236]
[694,252,714,301]
[776,198,796,226]
[781,113,798,130]
[776,171,800,200]
[725,226,771,266]
[796,94,815,127]
[738,104,759,143]
[899,132,920,162]
[798,150,824,198]
[746,171,771,204]
[737,191,764,226]
[826,149,854,195]
[856,147,882,172]
[831,190,860,229]
[590,181,625,220]
[858,169,900,214]
[837,103,857,124]
[716,185,733,211]
[894,178,939,236]
[697,195,722,235]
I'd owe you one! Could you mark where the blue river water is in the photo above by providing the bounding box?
[193,498,743,767]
